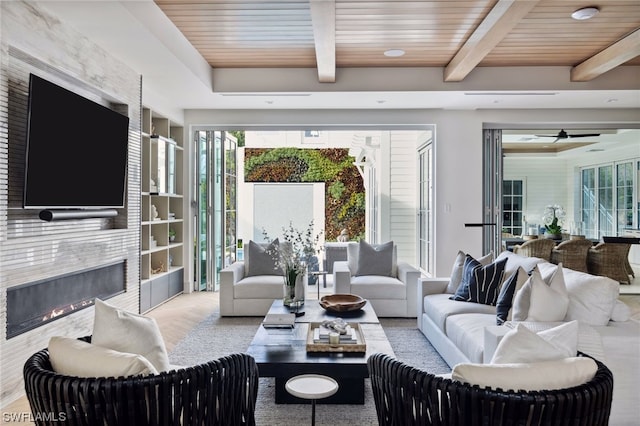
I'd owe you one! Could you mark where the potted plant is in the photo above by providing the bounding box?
[542,205,565,239]
[169,228,176,242]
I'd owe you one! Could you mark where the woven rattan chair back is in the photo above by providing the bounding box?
[512,238,556,261]
[588,242,631,284]
[367,352,613,426]
[551,238,594,273]
[24,340,259,426]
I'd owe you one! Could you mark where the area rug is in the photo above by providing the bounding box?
[170,311,450,425]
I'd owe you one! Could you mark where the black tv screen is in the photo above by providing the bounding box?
[23,74,129,209]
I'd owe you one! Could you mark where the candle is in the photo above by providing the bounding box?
[329,332,339,345]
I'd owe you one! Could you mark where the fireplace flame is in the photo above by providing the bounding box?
[41,299,94,322]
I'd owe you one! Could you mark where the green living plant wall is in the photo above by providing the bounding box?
[244,148,365,241]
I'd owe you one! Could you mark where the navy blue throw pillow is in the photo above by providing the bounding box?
[496,268,519,325]
[451,255,507,306]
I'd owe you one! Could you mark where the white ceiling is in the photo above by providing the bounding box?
[37,1,640,116]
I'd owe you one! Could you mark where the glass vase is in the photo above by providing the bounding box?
[283,271,306,307]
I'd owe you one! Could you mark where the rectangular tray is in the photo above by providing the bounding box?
[306,322,366,353]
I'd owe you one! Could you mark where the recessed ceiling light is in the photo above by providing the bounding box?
[571,7,599,20]
[384,49,405,57]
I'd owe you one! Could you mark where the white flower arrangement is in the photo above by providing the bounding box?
[542,205,566,235]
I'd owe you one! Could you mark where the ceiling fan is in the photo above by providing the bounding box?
[534,129,601,143]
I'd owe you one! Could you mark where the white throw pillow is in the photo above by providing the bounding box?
[611,299,631,322]
[537,261,619,326]
[49,336,158,378]
[490,321,578,364]
[446,251,493,294]
[92,298,171,372]
[452,357,597,392]
[511,275,533,322]
[527,264,569,321]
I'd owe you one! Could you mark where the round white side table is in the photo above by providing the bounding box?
[285,374,339,425]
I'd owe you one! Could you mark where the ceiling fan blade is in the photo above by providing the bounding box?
[566,133,601,138]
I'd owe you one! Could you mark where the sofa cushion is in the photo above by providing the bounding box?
[496,266,528,325]
[49,336,158,378]
[451,255,506,305]
[92,298,171,372]
[424,294,496,332]
[246,239,281,277]
[356,240,393,277]
[350,275,406,299]
[537,261,619,326]
[446,313,497,363]
[234,275,285,298]
[452,357,598,392]
[446,251,493,294]
[490,321,578,364]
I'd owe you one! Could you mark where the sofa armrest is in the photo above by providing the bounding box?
[333,261,352,294]
[219,262,245,316]
[416,277,449,326]
[397,261,421,317]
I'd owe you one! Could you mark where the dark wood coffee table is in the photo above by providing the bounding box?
[246,299,395,404]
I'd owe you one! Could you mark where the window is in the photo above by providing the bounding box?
[502,180,524,236]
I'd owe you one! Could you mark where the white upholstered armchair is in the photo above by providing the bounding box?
[219,239,288,316]
[332,241,421,317]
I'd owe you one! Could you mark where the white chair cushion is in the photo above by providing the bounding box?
[350,276,405,299]
[92,298,171,372]
[234,275,285,298]
[452,357,598,392]
[49,336,158,378]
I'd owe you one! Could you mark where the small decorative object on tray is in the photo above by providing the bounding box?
[319,294,366,312]
[306,321,366,353]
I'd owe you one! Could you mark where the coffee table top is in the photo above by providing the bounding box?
[268,298,379,324]
[247,300,394,378]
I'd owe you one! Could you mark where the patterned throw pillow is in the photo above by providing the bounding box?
[451,255,507,305]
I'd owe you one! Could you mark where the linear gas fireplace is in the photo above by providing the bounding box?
[6,261,126,338]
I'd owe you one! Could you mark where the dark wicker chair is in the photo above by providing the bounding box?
[551,238,594,273]
[367,352,613,426]
[512,238,556,262]
[24,338,259,426]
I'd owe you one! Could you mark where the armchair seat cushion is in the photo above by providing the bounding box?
[234,275,284,299]
[350,276,406,299]
[424,293,496,331]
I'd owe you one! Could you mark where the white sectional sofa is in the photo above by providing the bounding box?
[417,251,640,425]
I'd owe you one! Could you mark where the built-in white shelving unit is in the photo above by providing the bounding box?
[140,107,185,312]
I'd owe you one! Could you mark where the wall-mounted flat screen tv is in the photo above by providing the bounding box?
[23,73,129,209]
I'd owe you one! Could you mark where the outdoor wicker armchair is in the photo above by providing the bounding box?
[24,337,259,426]
[512,238,556,262]
[551,238,593,273]
[367,352,613,426]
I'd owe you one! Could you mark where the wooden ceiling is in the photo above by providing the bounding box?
[154,0,640,83]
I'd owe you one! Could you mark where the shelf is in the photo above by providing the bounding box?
[140,107,185,312]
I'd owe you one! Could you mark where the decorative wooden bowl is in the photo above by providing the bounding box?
[319,294,367,312]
